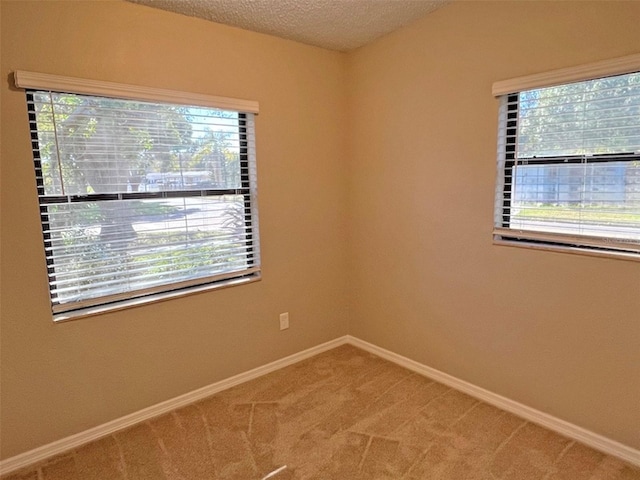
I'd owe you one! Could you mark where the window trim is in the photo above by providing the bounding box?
[492,57,640,261]
[16,71,262,321]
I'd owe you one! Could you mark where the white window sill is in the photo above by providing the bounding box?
[493,238,640,263]
[52,274,261,323]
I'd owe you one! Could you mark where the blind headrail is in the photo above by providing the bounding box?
[492,53,640,97]
[14,70,259,114]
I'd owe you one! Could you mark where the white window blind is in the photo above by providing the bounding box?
[19,72,261,317]
[494,70,640,257]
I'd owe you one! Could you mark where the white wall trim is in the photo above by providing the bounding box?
[2,334,638,475]
[346,335,640,467]
[0,336,348,476]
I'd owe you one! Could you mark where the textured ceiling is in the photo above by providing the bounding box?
[127,0,450,51]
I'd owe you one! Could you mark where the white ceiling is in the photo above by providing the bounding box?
[127,0,450,52]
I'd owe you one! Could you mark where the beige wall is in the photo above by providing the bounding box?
[0,0,349,458]
[1,0,639,462]
[347,1,640,450]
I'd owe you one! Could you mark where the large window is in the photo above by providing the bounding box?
[16,71,260,319]
[494,66,640,259]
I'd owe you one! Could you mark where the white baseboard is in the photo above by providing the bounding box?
[0,336,349,476]
[346,335,640,467]
[2,334,638,475]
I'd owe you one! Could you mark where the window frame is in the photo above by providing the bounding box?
[492,55,640,261]
[15,71,261,321]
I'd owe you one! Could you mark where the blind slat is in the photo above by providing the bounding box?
[51,267,261,314]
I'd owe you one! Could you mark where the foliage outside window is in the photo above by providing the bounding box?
[25,83,260,319]
[494,70,640,258]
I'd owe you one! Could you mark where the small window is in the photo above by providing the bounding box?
[18,72,260,319]
[494,70,640,259]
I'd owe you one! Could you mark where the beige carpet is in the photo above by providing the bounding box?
[3,345,639,479]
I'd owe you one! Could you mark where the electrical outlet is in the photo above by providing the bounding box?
[279,312,289,330]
